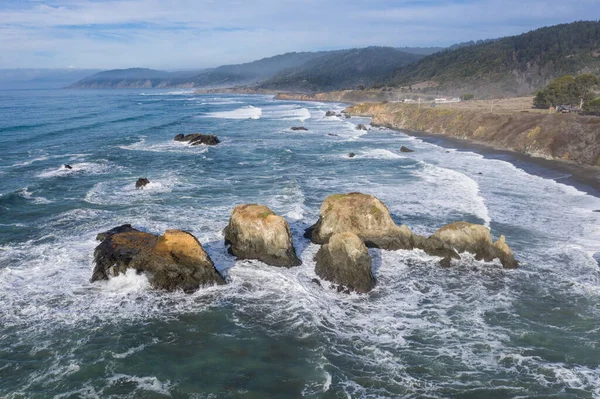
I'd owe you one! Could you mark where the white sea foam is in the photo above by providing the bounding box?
[201,105,262,120]
[36,162,115,178]
[118,137,210,154]
[18,188,53,204]
[261,104,311,121]
[358,149,406,160]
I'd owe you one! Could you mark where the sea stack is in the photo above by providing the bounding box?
[92,226,226,293]
[174,133,220,146]
[314,232,376,293]
[223,204,301,267]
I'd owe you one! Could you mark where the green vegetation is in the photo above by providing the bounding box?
[460,93,475,101]
[258,47,422,92]
[582,98,600,115]
[533,74,599,108]
[388,21,600,97]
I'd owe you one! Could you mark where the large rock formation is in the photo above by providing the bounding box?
[92,225,225,292]
[304,193,414,250]
[223,204,301,267]
[431,222,518,268]
[174,133,220,146]
[314,232,375,293]
[304,193,518,268]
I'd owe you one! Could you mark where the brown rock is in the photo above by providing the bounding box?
[174,133,220,146]
[223,204,301,267]
[304,193,413,250]
[92,226,225,292]
[431,222,518,268]
[135,178,150,189]
[314,232,375,293]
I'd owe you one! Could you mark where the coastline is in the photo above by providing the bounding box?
[384,127,600,196]
[273,94,600,196]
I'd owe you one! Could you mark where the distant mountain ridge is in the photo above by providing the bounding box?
[389,21,600,97]
[68,46,436,90]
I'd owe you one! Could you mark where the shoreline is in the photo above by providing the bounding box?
[381,126,600,197]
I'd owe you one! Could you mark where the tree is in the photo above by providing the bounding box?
[582,98,600,116]
[533,74,599,108]
[460,93,474,101]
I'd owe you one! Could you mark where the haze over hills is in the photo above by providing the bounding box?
[0,68,100,90]
[67,47,433,90]
[60,21,600,97]
[388,21,600,97]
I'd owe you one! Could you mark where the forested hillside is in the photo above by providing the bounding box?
[389,21,600,97]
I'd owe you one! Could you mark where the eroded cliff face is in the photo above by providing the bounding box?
[345,102,600,167]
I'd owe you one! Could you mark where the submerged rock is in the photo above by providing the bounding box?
[63,164,73,170]
[304,192,413,250]
[92,226,225,293]
[290,126,308,131]
[400,146,414,153]
[174,133,220,146]
[223,204,301,267]
[348,152,356,158]
[135,178,150,189]
[315,232,375,293]
[431,222,518,268]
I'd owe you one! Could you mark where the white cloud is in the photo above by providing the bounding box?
[0,0,596,68]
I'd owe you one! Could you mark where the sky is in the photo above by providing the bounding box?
[0,0,598,70]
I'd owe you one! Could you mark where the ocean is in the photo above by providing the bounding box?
[1,89,600,398]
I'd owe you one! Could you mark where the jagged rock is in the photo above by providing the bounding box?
[325,111,337,117]
[314,232,375,293]
[64,164,73,170]
[223,204,301,267]
[348,152,356,158]
[345,114,351,119]
[400,146,414,153]
[431,222,518,268]
[356,124,368,131]
[95,224,137,242]
[135,178,150,189]
[304,193,413,250]
[92,226,225,293]
[174,133,220,146]
[311,278,322,287]
[336,114,342,117]
[291,126,308,131]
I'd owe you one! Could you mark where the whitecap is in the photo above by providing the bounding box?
[201,105,262,120]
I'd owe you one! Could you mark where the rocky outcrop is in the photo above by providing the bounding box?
[348,152,356,158]
[325,111,337,117]
[356,124,368,131]
[135,178,149,189]
[314,232,375,293]
[174,133,220,146]
[431,222,518,268]
[290,126,308,131]
[400,146,414,153]
[64,164,73,170]
[92,225,225,292]
[305,193,516,268]
[304,193,414,250]
[345,102,600,172]
[223,204,301,267]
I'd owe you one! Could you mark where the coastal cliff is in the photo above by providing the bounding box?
[345,102,600,169]
[275,90,397,103]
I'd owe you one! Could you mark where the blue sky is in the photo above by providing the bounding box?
[0,0,598,69]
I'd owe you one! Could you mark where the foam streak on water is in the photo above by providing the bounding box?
[1,90,600,398]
